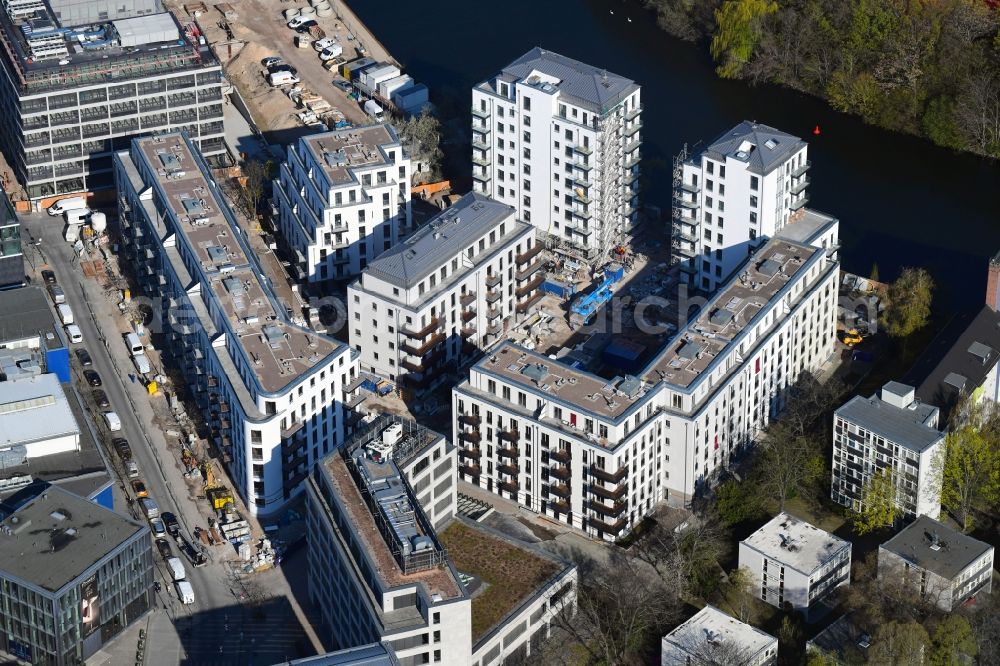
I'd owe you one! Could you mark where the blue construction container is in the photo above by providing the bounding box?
[605,263,625,283]
[541,279,575,299]
[46,347,70,383]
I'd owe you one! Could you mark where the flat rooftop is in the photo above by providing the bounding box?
[741,513,850,575]
[880,515,993,581]
[301,125,400,187]
[476,342,650,422]
[0,286,60,346]
[0,485,145,592]
[131,133,346,394]
[836,393,942,453]
[279,643,398,666]
[365,192,521,289]
[663,605,776,662]
[0,373,78,448]
[775,208,838,245]
[346,413,443,468]
[643,238,820,389]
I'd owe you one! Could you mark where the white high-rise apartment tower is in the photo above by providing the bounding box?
[472,47,641,264]
[673,122,811,292]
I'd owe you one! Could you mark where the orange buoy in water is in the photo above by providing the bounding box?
[813,125,821,135]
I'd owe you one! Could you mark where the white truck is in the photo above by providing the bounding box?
[64,208,90,242]
[175,580,194,605]
[133,353,151,375]
[57,303,74,325]
[166,556,186,581]
[47,197,86,217]
[363,99,384,121]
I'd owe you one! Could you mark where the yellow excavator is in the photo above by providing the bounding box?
[840,328,863,347]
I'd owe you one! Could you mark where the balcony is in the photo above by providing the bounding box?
[791,160,812,178]
[550,483,571,499]
[516,292,543,314]
[589,517,627,535]
[590,483,626,501]
[571,142,592,156]
[499,481,519,494]
[471,139,490,151]
[516,258,544,281]
[459,429,482,443]
[472,155,490,167]
[498,445,519,459]
[460,292,476,307]
[471,106,491,120]
[515,274,543,297]
[625,154,641,169]
[549,499,571,514]
[461,326,476,339]
[550,448,571,464]
[674,229,697,244]
[486,289,502,304]
[516,243,543,265]
[459,413,481,426]
[485,323,503,337]
[673,243,697,259]
[676,194,698,209]
[679,181,700,194]
[498,429,521,443]
[471,124,491,136]
[401,332,446,357]
[589,499,627,517]
[471,171,492,184]
[625,104,643,121]
[623,120,642,137]
[624,139,641,154]
[401,317,441,339]
[498,463,519,476]
[460,464,482,477]
[461,308,476,322]
[459,447,481,460]
[549,464,571,481]
[281,420,305,438]
[485,273,502,288]
[790,177,810,195]
[590,463,627,483]
[790,195,810,211]
[572,175,592,189]
[573,159,593,171]
[487,307,502,320]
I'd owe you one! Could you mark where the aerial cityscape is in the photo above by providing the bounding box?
[0,0,998,665]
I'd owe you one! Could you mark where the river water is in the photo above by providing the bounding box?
[350,0,1000,311]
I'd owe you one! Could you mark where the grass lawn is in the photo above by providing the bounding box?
[778,497,846,534]
[439,522,561,641]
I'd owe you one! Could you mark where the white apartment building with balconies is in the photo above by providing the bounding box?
[672,122,812,292]
[739,513,852,618]
[114,132,360,517]
[274,125,412,282]
[452,232,839,540]
[471,47,641,263]
[832,381,944,521]
[348,193,540,391]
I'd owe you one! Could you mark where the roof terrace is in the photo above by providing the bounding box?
[301,125,400,187]
[134,133,344,394]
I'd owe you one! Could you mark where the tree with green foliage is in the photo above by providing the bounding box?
[398,108,443,182]
[929,615,977,666]
[724,566,756,623]
[937,424,1000,532]
[755,422,825,512]
[870,621,929,666]
[711,479,764,527]
[710,0,778,78]
[882,267,934,341]
[853,468,898,534]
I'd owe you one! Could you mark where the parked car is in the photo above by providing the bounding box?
[162,512,180,537]
[312,37,335,51]
[93,389,110,408]
[155,538,173,558]
[150,518,167,538]
[286,15,314,29]
[104,411,122,432]
[41,269,56,284]
[125,460,140,479]
[319,44,343,62]
[140,497,159,519]
[84,369,102,386]
[65,324,83,344]
[333,79,352,92]
[131,479,148,498]
[268,62,297,75]
[294,21,317,33]
[74,348,92,366]
[261,56,282,68]
[113,437,132,460]
[49,284,65,304]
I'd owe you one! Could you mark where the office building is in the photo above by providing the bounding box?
[306,419,576,666]
[348,192,539,388]
[275,643,399,666]
[0,0,224,201]
[114,131,360,517]
[739,513,851,617]
[0,486,153,665]
[274,125,413,283]
[453,234,838,539]
[0,196,22,289]
[673,122,814,292]
[878,514,993,611]
[471,47,641,263]
[661,605,777,666]
[832,381,944,521]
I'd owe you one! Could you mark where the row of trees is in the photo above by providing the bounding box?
[645,0,1000,158]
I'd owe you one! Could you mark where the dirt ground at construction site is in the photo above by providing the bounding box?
[165,0,397,141]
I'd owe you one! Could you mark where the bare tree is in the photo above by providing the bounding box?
[724,566,756,624]
[235,159,272,221]
[955,73,1000,155]
[754,422,824,512]
[633,520,727,600]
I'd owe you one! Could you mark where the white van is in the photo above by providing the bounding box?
[175,580,194,605]
[133,353,151,375]
[47,197,87,217]
[48,284,65,304]
[268,70,300,86]
[363,99,384,121]
[166,556,186,581]
[125,332,144,356]
[103,411,122,431]
[57,303,74,325]
[64,208,90,226]
[65,324,83,344]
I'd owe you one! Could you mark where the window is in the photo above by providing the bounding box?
[750,195,758,208]
[750,175,759,191]
[523,96,531,111]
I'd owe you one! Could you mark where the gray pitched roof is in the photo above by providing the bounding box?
[835,394,943,453]
[364,193,517,288]
[880,515,992,581]
[705,121,805,175]
[500,47,639,114]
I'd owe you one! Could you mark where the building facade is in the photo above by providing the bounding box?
[453,233,839,540]
[274,125,413,283]
[661,605,778,666]
[0,195,22,289]
[471,47,641,263]
[739,513,851,617]
[0,2,224,201]
[878,515,994,612]
[0,487,153,665]
[673,122,812,292]
[348,192,540,388]
[114,132,360,517]
[832,381,944,521]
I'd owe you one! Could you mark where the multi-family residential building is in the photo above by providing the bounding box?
[471,47,641,263]
[0,0,224,202]
[672,122,813,292]
[0,486,153,665]
[832,381,944,521]
[453,233,839,540]
[661,605,778,666]
[878,514,994,611]
[0,195,22,289]
[739,513,851,617]
[274,125,413,283]
[114,131,360,517]
[348,192,540,388]
[305,417,576,666]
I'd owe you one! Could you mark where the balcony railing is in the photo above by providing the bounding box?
[516,243,543,265]
[499,481,519,494]
[461,309,476,322]
[549,499,571,514]
[498,463,519,476]
[516,292,543,314]
[485,273,501,288]
[459,447,481,460]
[791,160,812,178]
[460,464,482,477]
[401,317,440,339]
[590,463,627,483]
[516,258,545,281]
[459,413,481,426]
[516,274,543,297]
[460,292,476,307]
[550,483,571,499]
[550,448,571,464]
[549,464,571,481]
[459,429,482,443]
[590,483,626,501]
[589,517,627,535]
[498,429,521,443]
[486,289,501,304]
[401,332,446,357]
[589,499,627,517]
[471,106,491,120]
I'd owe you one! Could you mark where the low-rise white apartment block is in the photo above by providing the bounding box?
[274,125,412,282]
[661,605,778,666]
[114,132,360,517]
[453,233,839,540]
[832,381,944,521]
[878,514,994,612]
[472,47,641,263]
[348,192,540,390]
[306,417,576,666]
[739,513,851,617]
[673,122,815,292]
